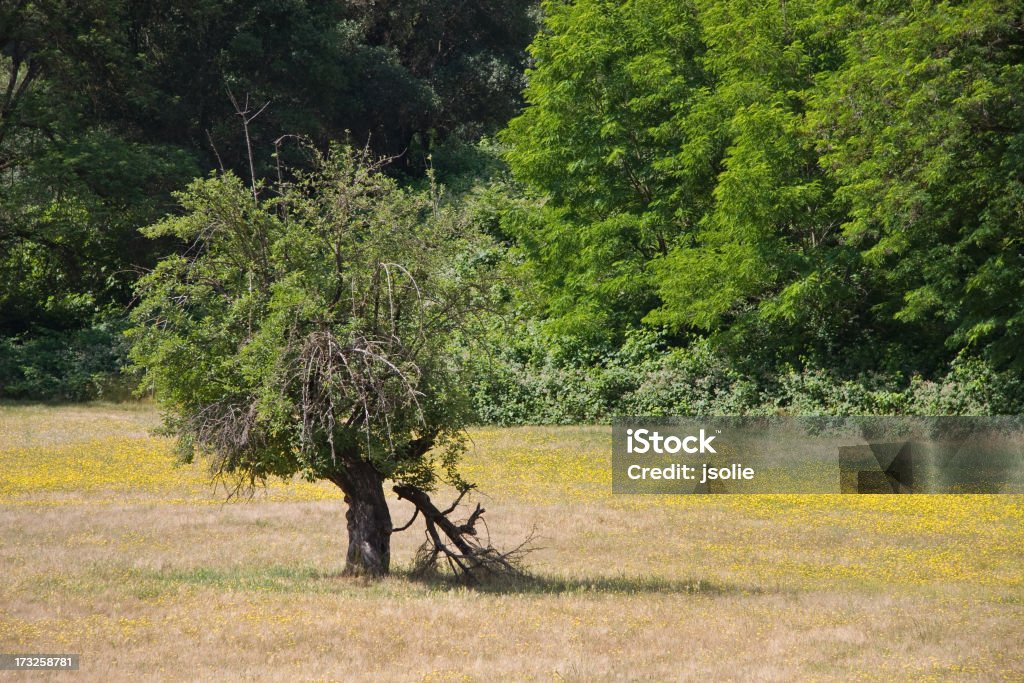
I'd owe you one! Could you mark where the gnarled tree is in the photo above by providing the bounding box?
[128,147,512,578]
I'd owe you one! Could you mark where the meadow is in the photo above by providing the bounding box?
[0,404,1022,681]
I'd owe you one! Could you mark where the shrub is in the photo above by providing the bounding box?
[0,320,129,401]
[467,326,1023,423]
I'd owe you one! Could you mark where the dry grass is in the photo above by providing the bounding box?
[0,404,1022,681]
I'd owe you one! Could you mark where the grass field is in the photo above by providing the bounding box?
[1,404,1022,681]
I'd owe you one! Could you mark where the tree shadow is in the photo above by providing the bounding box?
[135,563,760,598]
[397,568,757,596]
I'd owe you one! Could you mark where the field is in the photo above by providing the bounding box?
[1,404,1022,682]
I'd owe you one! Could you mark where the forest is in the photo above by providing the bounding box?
[2,0,1022,419]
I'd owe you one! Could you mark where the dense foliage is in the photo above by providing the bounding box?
[3,0,1022,418]
[129,149,485,489]
[467,328,1024,424]
[503,0,1024,380]
[0,0,534,399]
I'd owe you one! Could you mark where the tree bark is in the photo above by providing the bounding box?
[328,458,392,577]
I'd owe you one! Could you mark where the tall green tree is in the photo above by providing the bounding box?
[646,0,862,368]
[809,0,1024,368]
[503,0,711,345]
[0,0,199,333]
[503,0,1024,375]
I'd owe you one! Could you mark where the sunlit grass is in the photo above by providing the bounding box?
[0,404,1021,681]
[0,404,337,504]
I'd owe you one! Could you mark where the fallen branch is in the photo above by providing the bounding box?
[393,484,530,583]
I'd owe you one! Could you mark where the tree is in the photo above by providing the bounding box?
[644,0,862,368]
[502,0,711,345]
[128,148,512,578]
[502,0,1024,377]
[0,0,201,336]
[808,0,1024,370]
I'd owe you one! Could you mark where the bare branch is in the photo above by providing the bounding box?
[205,129,226,172]
[394,484,531,583]
[226,85,270,202]
[439,485,473,516]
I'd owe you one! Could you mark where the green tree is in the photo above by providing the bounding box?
[128,149,507,577]
[646,0,862,368]
[502,0,1024,377]
[502,0,711,345]
[809,0,1024,369]
[1,0,200,337]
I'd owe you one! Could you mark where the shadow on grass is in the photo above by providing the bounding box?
[396,568,754,596]
[122,564,755,598]
[145,565,749,596]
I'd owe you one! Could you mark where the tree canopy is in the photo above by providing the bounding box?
[503,0,1024,375]
[128,148,498,575]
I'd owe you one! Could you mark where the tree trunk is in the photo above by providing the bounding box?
[329,458,392,577]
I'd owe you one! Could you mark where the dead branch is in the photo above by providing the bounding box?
[226,86,270,202]
[205,129,226,172]
[297,328,425,464]
[393,484,531,583]
[439,486,472,515]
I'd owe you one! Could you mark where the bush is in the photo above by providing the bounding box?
[467,322,638,425]
[0,320,130,401]
[905,356,1024,416]
[467,326,1023,423]
[467,328,760,424]
[619,342,759,417]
